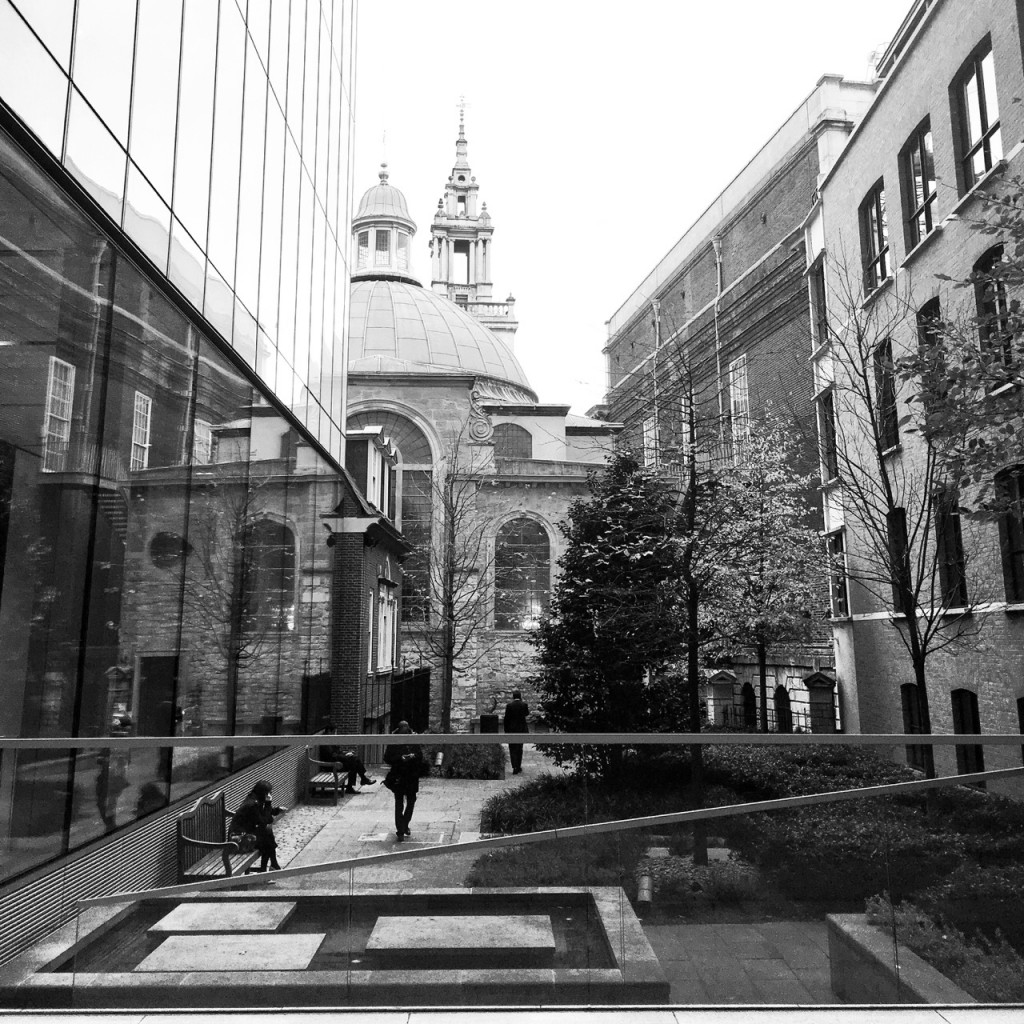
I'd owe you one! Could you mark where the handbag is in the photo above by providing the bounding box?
[382,770,398,792]
[234,832,258,854]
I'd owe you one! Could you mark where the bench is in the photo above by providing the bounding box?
[304,746,344,805]
[175,790,259,883]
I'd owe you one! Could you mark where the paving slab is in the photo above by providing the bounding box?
[135,934,325,972]
[148,902,296,934]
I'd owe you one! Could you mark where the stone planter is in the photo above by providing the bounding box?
[827,914,976,1004]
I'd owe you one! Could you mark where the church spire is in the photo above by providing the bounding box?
[429,104,518,345]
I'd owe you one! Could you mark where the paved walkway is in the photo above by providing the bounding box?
[265,744,837,1005]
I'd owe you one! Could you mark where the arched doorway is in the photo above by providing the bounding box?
[773,685,792,733]
[741,683,757,730]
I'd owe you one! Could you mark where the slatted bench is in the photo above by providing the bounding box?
[304,746,344,805]
[175,790,259,883]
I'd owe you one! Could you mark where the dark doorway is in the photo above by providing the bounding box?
[774,686,793,733]
[741,683,757,730]
[392,668,430,733]
[138,656,178,784]
[951,687,984,781]
[302,671,332,734]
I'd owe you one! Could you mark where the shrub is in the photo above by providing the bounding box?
[866,893,1024,1002]
[647,857,760,907]
[466,832,647,895]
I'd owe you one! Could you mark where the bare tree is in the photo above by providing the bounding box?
[822,256,997,775]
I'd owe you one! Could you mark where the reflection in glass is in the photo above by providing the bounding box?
[173,0,218,247]
[124,166,171,272]
[65,90,127,223]
[207,0,245,284]
[130,0,183,201]
[256,329,277,390]
[0,1,68,157]
[204,262,234,341]
[307,205,326,397]
[169,218,207,310]
[12,0,75,70]
[72,0,137,143]
[233,299,257,369]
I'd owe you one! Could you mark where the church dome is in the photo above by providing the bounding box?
[354,163,415,232]
[348,279,536,400]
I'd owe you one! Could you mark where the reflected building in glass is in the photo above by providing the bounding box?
[0,0,396,898]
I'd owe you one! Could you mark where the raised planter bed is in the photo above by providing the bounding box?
[827,913,976,1004]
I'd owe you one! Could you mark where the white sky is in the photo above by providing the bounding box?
[352,0,908,414]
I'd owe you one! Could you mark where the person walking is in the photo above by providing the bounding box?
[230,780,286,871]
[382,721,425,841]
[503,690,529,775]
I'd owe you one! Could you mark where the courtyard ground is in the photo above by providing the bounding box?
[265,744,837,1006]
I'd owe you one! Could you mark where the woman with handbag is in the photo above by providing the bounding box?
[382,721,425,841]
[230,780,286,871]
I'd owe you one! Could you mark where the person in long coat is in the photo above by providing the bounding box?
[503,690,530,774]
[382,721,425,841]
[230,780,286,871]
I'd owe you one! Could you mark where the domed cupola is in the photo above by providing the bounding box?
[352,163,419,284]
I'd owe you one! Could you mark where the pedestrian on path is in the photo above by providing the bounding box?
[383,721,425,841]
[503,690,529,775]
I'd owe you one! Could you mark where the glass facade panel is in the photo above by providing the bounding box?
[65,89,127,223]
[124,165,171,272]
[236,40,268,315]
[287,0,306,136]
[0,1,67,155]
[168,217,206,310]
[302,0,319,162]
[72,0,137,143]
[278,138,300,369]
[13,0,75,70]
[268,0,290,106]
[259,96,286,343]
[173,0,218,247]
[207,0,245,285]
[130,0,183,203]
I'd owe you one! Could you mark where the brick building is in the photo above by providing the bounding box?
[810,0,1024,789]
[604,76,877,731]
[344,119,620,730]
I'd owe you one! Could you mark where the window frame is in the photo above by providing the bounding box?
[192,418,213,465]
[42,356,75,472]
[641,414,658,468]
[859,181,890,294]
[493,517,551,632]
[131,390,153,471]
[873,337,899,452]
[934,485,968,608]
[900,119,937,249]
[817,387,839,483]
[826,528,849,618]
[728,353,750,459]
[887,506,910,614]
[493,423,533,460]
[951,687,985,777]
[374,228,390,267]
[955,41,1002,192]
[809,260,829,348]
[996,466,1024,603]
[974,245,1015,369]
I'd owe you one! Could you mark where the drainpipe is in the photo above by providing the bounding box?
[651,299,661,460]
[711,236,725,444]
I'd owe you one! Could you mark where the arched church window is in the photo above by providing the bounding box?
[241,519,296,632]
[493,423,532,460]
[494,518,550,631]
[348,411,433,622]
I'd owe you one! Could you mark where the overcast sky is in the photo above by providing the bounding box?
[352,0,907,414]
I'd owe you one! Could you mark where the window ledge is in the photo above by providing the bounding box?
[899,224,943,270]
[949,159,1008,218]
[818,477,841,494]
[881,443,903,459]
[1004,602,1024,614]
[828,614,854,624]
[861,276,893,310]
[989,381,1016,397]
[939,605,972,619]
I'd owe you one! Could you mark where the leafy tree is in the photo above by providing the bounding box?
[717,417,827,731]
[531,450,689,779]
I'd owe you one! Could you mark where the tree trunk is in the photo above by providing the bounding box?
[758,640,769,733]
[687,590,708,866]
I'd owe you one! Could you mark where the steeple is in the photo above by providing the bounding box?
[430,107,518,345]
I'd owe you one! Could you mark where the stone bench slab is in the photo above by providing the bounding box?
[136,934,324,972]
[149,902,296,934]
[367,914,555,959]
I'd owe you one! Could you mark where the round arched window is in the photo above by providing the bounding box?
[494,518,550,631]
[149,532,192,569]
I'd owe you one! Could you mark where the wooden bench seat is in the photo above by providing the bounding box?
[304,746,343,805]
[176,790,259,884]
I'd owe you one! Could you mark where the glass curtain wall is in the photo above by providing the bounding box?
[0,0,354,459]
[0,103,342,885]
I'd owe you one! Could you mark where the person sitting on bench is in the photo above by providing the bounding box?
[322,744,375,793]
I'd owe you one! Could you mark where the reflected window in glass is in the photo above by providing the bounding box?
[192,419,213,464]
[42,357,75,472]
[131,391,152,471]
[124,166,171,273]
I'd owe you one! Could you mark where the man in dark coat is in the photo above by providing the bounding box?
[503,690,529,775]
[382,721,425,841]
